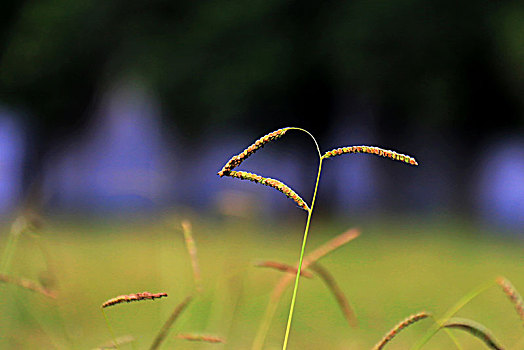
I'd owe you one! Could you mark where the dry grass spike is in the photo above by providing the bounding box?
[176,334,225,343]
[181,220,202,293]
[227,170,310,211]
[322,145,418,165]
[443,317,504,350]
[218,127,291,176]
[372,311,430,350]
[101,291,168,308]
[0,273,56,299]
[496,276,524,326]
[93,335,135,349]
[309,263,358,327]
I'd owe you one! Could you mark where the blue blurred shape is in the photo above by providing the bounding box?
[475,137,524,233]
[0,108,25,216]
[43,79,177,213]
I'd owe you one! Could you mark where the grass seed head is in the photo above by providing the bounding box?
[227,170,310,211]
[496,276,524,325]
[373,311,430,350]
[218,127,290,176]
[176,334,225,343]
[322,145,418,165]
[101,292,168,308]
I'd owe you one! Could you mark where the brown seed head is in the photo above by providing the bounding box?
[496,276,524,325]
[373,312,430,350]
[322,145,418,165]
[218,128,290,176]
[102,292,168,308]
[227,170,310,211]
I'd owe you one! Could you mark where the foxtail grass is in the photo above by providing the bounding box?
[496,277,524,326]
[217,127,418,349]
[373,312,430,350]
[101,292,168,308]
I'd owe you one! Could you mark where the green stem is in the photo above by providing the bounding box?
[282,157,323,350]
[102,309,119,350]
[411,279,495,350]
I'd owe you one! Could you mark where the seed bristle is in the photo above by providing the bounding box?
[443,317,504,350]
[226,170,310,211]
[322,145,418,165]
[101,291,168,308]
[218,127,291,176]
[372,312,430,350]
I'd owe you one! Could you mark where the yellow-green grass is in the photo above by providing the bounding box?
[0,215,522,349]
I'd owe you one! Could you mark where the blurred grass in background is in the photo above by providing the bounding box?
[1,214,522,349]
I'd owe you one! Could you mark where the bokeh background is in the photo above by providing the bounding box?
[0,1,523,349]
[1,0,523,229]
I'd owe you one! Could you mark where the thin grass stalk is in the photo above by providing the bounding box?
[102,292,168,308]
[282,156,323,350]
[181,220,202,293]
[443,318,504,350]
[411,279,495,350]
[102,309,119,350]
[0,216,27,274]
[149,295,193,350]
[309,263,357,327]
[251,228,360,350]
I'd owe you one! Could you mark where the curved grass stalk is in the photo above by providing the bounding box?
[411,278,496,350]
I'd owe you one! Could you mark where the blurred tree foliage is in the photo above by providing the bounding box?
[0,0,522,147]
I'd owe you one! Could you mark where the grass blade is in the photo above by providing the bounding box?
[443,318,504,350]
[149,295,193,350]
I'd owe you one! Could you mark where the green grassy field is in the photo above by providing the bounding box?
[1,213,523,349]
